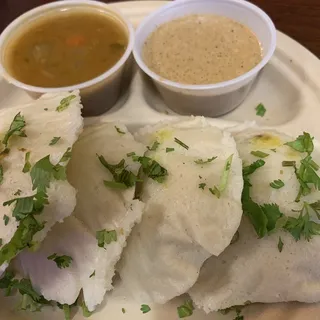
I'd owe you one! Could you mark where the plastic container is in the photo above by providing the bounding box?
[133,0,277,117]
[0,0,135,117]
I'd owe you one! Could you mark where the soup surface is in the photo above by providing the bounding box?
[143,14,262,85]
[4,8,128,87]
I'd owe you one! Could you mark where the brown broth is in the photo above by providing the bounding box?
[4,8,128,87]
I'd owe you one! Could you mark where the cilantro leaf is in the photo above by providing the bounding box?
[133,156,168,183]
[242,159,265,176]
[309,201,320,219]
[49,137,61,146]
[209,186,221,198]
[219,154,233,192]
[3,215,9,226]
[96,229,117,248]
[0,271,50,310]
[166,147,174,153]
[147,141,160,151]
[3,192,48,221]
[278,237,284,252]
[177,299,194,318]
[194,156,217,165]
[82,301,93,317]
[22,151,31,173]
[140,304,151,314]
[98,156,138,188]
[62,304,71,320]
[282,161,296,167]
[199,183,206,190]
[59,148,72,163]
[283,203,320,241]
[285,132,314,154]
[47,253,73,269]
[56,95,76,112]
[0,215,45,266]
[122,308,126,314]
[14,189,22,196]
[270,179,285,189]
[115,126,126,135]
[255,103,266,117]
[103,181,128,189]
[250,150,269,158]
[174,137,189,150]
[2,113,27,147]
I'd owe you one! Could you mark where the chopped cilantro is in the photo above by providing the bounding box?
[270,148,277,153]
[22,151,31,173]
[194,156,217,165]
[14,189,22,196]
[62,304,71,320]
[199,183,206,190]
[98,156,138,188]
[126,152,135,157]
[309,201,320,219]
[282,161,296,167]
[89,271,95,278]
[0,271,50,310]
[219,154,233,192]
[166,147,174,153]
[3,215,9,226]
[56,95,76,112]
[47,253,73,269]
[49,137,61,146]
[122,307,126,314]
[209,186,221,198]
[96,229,117,248]
[133,156,168,183]
[285,132,314,154]
[140,304,151,314]
[177,299,194,318]
[147,141,160,151]
[30,154,69,193]
[283,202,320,241]
[81,301,93,317]
[115,126,125,134]
[174,137,189,150]
[250,150,269,158]
[3,191,48,221]
[255,103,266,117]
[278,236,284,252]
[0,215,45,267]
[270,179,285,189]
[2,113,27,148]
[103,181,128,189]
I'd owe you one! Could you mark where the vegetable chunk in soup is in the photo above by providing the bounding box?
[4,8,128,87]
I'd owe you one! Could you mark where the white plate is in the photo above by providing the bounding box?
[1,1,320,320]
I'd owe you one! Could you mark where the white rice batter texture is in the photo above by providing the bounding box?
[118,117,243,304]
[189,128,320,312]
[0,91,83,275]
[17,123,145,311]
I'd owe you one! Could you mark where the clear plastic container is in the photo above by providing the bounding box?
[133,0,277,117]
[0,0,135,117]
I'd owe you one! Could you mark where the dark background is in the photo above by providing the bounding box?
[1,0,320,57]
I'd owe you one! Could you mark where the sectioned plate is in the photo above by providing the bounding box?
[0,1,320,320]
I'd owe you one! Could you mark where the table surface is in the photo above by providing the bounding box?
[0,0,320,57]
